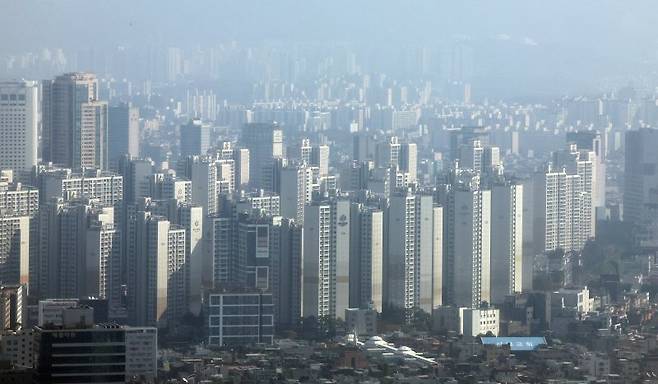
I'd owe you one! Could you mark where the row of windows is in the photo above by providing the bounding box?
[209,315,273,326]
[209,294,272,306]
[0,94,26,101]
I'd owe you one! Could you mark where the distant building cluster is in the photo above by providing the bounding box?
[0,38,658,382]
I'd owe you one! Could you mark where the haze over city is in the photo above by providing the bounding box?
[1,2,658,383]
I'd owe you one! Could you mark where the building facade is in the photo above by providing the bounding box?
[0,81,39,181]
[207,291,274,346]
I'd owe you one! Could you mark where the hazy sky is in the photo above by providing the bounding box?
[2,0,657,53]
[3,1,657,97]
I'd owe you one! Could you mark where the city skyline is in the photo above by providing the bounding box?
[2,2,658,383]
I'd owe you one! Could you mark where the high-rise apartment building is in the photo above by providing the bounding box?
[177,156,217,215]
[207,209,281,291]
[332,200,352,319]
[278,164,314,224]
[38,167,123,209]
[205,204,303,330]
[127,212,186,328]
[352,131,376,162]
[399,142,418,183]
[0,81,39,181]
[341,161,372,192]
[552,144,595,238]
[236,216,277,291]
[311,144,330,178]
[535,166,587,253]
[118,156,154,204]
[234,190,281,217]
[376,136,401,169]
[0,179,39,218]
[219,141,250,187]
[83,207,122,312]
[385,192,442,313]
[449,126,490,161]
[0,217,30,286]
[108,103,140,169]
[216,158,235,194]
[302,203,333,318]
[241,122,283,190]
[207,216,233,287]
[42,73,108,169]
[349,204,384,312]
[175,204,203,315]
[443,174,491,309]
[566,131,605,213]
[457,139,484,172]
[624,129,658,245]
[180,118,210,157]
[298,138,313,164]
[490,182,524,304]
[274,218,303,330]
[149,173,192,204]
[36,201,121,311]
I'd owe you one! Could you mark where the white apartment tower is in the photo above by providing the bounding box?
[332,200,351,319]
[567,131,605,214]
[302,204,333,318]
[303,200,353,320]
[216,159,235,194]
[536,164,589,254]
[552,144,595,239]
[299,138,312,164]
[0,81,39,181]
[38,168,123,209]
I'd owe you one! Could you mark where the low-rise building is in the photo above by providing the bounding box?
[0,329,33,368]
[125,327,158,381]
[33,306,157,383]
[460,307,500,337]
[207,291,274,346]
[552,286,593,314]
